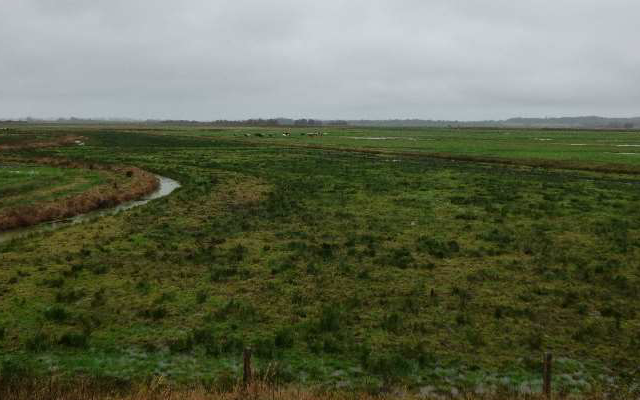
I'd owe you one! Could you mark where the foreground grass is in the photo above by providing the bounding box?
[0,127,639,393]
[0,377,636,400]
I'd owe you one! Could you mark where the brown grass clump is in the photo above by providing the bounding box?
[0,159,159,231]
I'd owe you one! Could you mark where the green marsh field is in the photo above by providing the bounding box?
[0,166,109,210]
[1,125,639,393]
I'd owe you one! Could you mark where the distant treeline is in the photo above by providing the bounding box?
[348,116,640,129]
[186,118,350,127]
[0,117,349,127]
[2,116,638,129]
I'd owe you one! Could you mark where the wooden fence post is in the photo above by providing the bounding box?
[243,347,252,387]
[543,352,552,398]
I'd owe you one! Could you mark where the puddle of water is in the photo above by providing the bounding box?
[111,175,181,213]
[0,175,180,243]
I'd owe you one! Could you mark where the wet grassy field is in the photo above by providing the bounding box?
[0,125,639,394]
[161,125,640,169]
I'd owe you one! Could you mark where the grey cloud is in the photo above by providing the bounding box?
[1,0,638,120]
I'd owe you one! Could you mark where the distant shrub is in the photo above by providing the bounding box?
[62,263,85,278]
[41,277,65,288]
[218,335,244,354]
[0,359,33,381]
[213,368,236,392]
[253,336,277,358]
[390,247,415,268]
[91,288,106,307]
[58,331,89,348]
[375,246,415,269]
[524,331,543,350]
[456,313,469,326]
[309,242,336,260]
[141,306,168,320]
[400,296,419,314]
[415,236,460,258]
[366,352,412,381]
[451,286,472,309]
[322,336,342,354]
[135,280,151,295]
[561,291,580,308]
[478,229,513,249]
[25,332,49,352]
[611,274,630,291]
[90,265,109,275]
[154,291,176,304]
[357,268,371,280]
[192,327,215,352]
[210,265,238,282]
[55,288,85,304]
[44,305,69,323]
[269,258,295,275]
[274,327,295,349]
[196,290,208,304]
[382,313,402,333]
[227,244,247,263]
[455,212,477,221]
[317,305,342,333]
[167,333,194,353]
[213,299,257,322]
[576,302,589,315]
[465,327,485,347]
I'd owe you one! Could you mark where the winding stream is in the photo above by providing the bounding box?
[0,175,180,243]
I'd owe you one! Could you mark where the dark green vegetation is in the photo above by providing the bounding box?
[0,125,639,392]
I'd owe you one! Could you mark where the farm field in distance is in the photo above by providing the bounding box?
[0,124,639,396]
[170,125,640,169]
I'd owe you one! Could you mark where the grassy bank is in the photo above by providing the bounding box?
[0,157,159,231]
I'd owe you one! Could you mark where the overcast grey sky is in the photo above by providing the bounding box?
[1,0,639,120]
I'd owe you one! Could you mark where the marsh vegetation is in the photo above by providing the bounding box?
[0,125,639,397]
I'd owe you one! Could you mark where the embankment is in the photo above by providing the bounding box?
[0,158,159,231]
